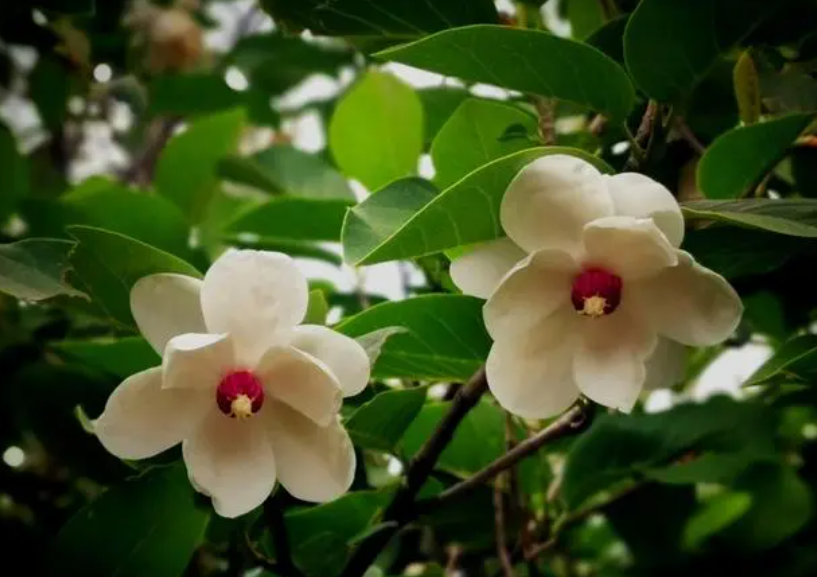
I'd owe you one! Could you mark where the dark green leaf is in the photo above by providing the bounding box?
[0,238,85,301]
[225,235,343,265]
[329,71,424,191]
[225,197,351,243]
[51,337,159,379]
[353,327,409,366]
[0,122,29,224]
[342,148,612,266]
[337,295,490,381]
[683,492,752,550]
[376,25,635,122]
[624,0,781,101]
[305,289,329,325]
[747,335,817,386]
[34,0,95,15]
[419,87,471,146]
[67,226,201,328]
[345,386,427,451]
[682,198,817,237]
[568,0,605,39]
[46,464,210,577]
[697,113,814,199]
[585,14,628,65]
[29,54,73,129]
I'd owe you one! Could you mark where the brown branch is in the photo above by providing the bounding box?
[420,404,588,511]
[339,367,490,577]
[532,96,557,145]
[122,116,180,187]
[624,100,659,171]
[674,117,706,155]
[494,479,516,577]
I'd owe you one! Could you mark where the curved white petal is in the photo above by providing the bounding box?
[182,409,276,518]
[573,308,656,413]
[94,367,209,460]
[628,251,743,346]
[605,172,685,247]
[130,274,206,355]
[256,347,343,426]
[500,155,613,255]
[162,332,235,390]
[449,238,527,299]
[644,337,688,390]
[265,401,355,503]
[201,250,308,366]
[582,216,678,280]
[484,249,576,341]
[486,306,582,419]
[290,325,370,397]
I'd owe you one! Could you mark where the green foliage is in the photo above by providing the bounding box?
[0,122,29,224]
[345,386,427,452]
[0,238,85,301]
[682,198,817,237]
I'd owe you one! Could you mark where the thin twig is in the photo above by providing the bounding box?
[494,479,515,577]
[674,117,706,155]
[624,100,658,171]
[532,96,557,145]
[420,404,588,510]
[264,495,305,577]
[339,367,490,577]
[122,116,180,186]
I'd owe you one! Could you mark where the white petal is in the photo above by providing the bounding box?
[486,306,582,419]
[628,251,743,346]
[162,332,235,390]
[500,155,613,254]
[130,274,206,355]
[183,409,276,518]
[484,250,576,341]
[449,238,527,299]
[573,308,656,413]
[265,401,355,503]
[605,172,685,247]
[290,325,370,397]
[582,216,678,280]
[201,250,308,366]
[94,367,209,460]
[256,347,343,426]
[644,337,688,390]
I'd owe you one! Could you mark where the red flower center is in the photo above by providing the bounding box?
[571,267,623,317]
[216,371,264,419]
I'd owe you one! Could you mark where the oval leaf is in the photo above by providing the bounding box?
[225,197,352,243]
[682,198,817,238]
[0,238,85,301]
[345,386,427,452]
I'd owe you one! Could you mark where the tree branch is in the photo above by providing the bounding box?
[339,367,490,577]
[494,479,516,577]
[624,100,659,171]
[419,403,588,511]
[532,96,557,145]
[263,494,305,577]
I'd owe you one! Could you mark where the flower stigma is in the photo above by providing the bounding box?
[216,370,264,419]
[571,267,623,317]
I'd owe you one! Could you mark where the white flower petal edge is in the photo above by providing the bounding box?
[163,332,234,390]
[290,325,371,397]
[630,251,744,346]
[500,155,613,255]
[183,410,277,518]
[130,274,207,354]
[265,401,356,503]
[200,249,309,366]
[94,367,209,460]
[604,172,685,247]
[449,238,527,299]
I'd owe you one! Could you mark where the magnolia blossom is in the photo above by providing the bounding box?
[94,250,370,517]
[451,155,743,418]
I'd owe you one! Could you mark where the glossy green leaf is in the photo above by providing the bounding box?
[647,453,756,485]
[0,122,29,223]
[67,226,201,328]
[259,0,497,37]
[697,114,814,199]
[568,0,605,39]
[624,0,781,101]
[0,238,85,301]
[682,198,817,237]
[345,386,427,451]
[586,14,628,65]
[353,327,408,366]
[329,71,424,191]
[156,109,246,222]
[225,197,351,243]
[337,295,490,381]
[747,335,817,386]
[52,337,159,379]
[305,289,329,325]
[683,492,752,550]
[376,25,635,122]
[342,148,612,266]
[419,87,471,146]
[431,99,537,189]
[46,464,209,577]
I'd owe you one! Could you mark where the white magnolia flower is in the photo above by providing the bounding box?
[450,155,743,418]
[94,250,370,518]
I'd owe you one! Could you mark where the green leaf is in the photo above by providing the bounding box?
[35,0,95,16]
[345,386,427,451]
[329,71,424,191]
[52,337,160,379]
[568,0,605,40]
[682,198,817,238]
[431,98,537,189]
[225,197,351,243]
[67,226,201,328]
[647,453,756,485]
[586,14,628,65]
[259,0,497,37]
[734,51,761,125]
[337,295,490,381]
[419,87,471,146]
[156,109,246,222]
[623,0,781,102]
[46,464,209,577]
[245,145,355,200]
[683,492,752,550]
[225,235,343,265]
[0,238,85,301]
[697,113,814,199]
[402,400,505,476]
[0,122,29,224]
[376,25,635,123]
[29,53,73,130]
[353,327,409,366]
[305,289,329,325]
[747,335,817,386]
[342,148,612,266]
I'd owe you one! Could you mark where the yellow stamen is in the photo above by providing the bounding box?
[581,295,608,317]
[231,394,254,419]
